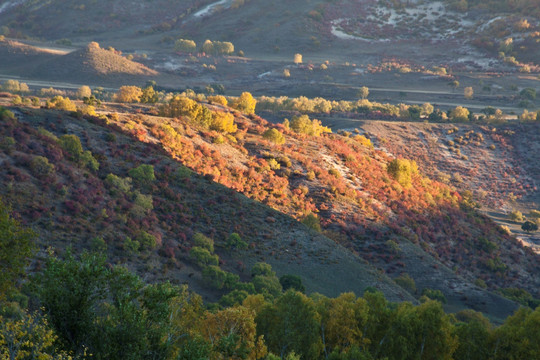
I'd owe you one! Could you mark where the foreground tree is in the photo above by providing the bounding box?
[0,199,35,297]
[256,290,321,359]
[32,252,180,359]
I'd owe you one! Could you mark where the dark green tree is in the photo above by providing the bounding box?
[522,221,538,233]
[0,199,35,297]
[256,290,321,359]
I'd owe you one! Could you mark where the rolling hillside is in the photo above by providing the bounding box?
[1,94,534,321]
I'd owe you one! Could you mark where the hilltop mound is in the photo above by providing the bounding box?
[32,42,158,84]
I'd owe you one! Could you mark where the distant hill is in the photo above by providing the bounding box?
[31,42,158,85]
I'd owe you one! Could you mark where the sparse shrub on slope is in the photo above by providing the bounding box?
[386,158,418,188]
[263,128,286,144]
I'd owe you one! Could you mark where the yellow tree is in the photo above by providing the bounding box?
[464,87,474,99]
[233,92,257,114]
[294,53,303,64]
[449,106,470,122]
[76,85,92,99]
[115,86,143,103]
[0,311,71,359]
[201,306,267,360]
[326,293,370,352]
[211,111,237,133]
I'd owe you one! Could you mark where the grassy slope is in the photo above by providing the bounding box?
[0,105,415,303]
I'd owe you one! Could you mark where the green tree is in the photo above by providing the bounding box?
[140,86,159,104]
[380,300,457,360]
[193,233,214,252]
[522,220,538,233]
[32,252,179,359]
[326,293,369,353]
[226,232,248,251]
[190,247,219,267]
[58,134,83,161]
[492,307,540,360]
[128,164,156,187]
[256,290,321,359]
[279,275,305,293]
[301,213,321,232]
[520,88,536,100]
[0,199,35,297]
[453,310,492,360]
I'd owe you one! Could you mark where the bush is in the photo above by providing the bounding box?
[46,96,77,112]
[105,174,132,193]
[0,136,15,153]
[202,266,238,289]
[123,236,140,254]
[263,128,286,144]
[80,150,99,172]
[59,134,83,161]
[90,236,107,252]
[529,210,540,219]
[0,106,16,121]
[226,233,248,251]
[301,213,321,232]
[251,262,275,277]
[509,210,524,222]
[136,231,157,250]
[421,288,447,303]
[394,274,416,294]
[128,164,156,187]
[30,156,55,178]
[387,158,418,188]
[193,233,214,252]
[190,246,219,267]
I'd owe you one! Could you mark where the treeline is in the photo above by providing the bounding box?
[2,251,540,360]
[3,79,540,125]
[1,199,540,360]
